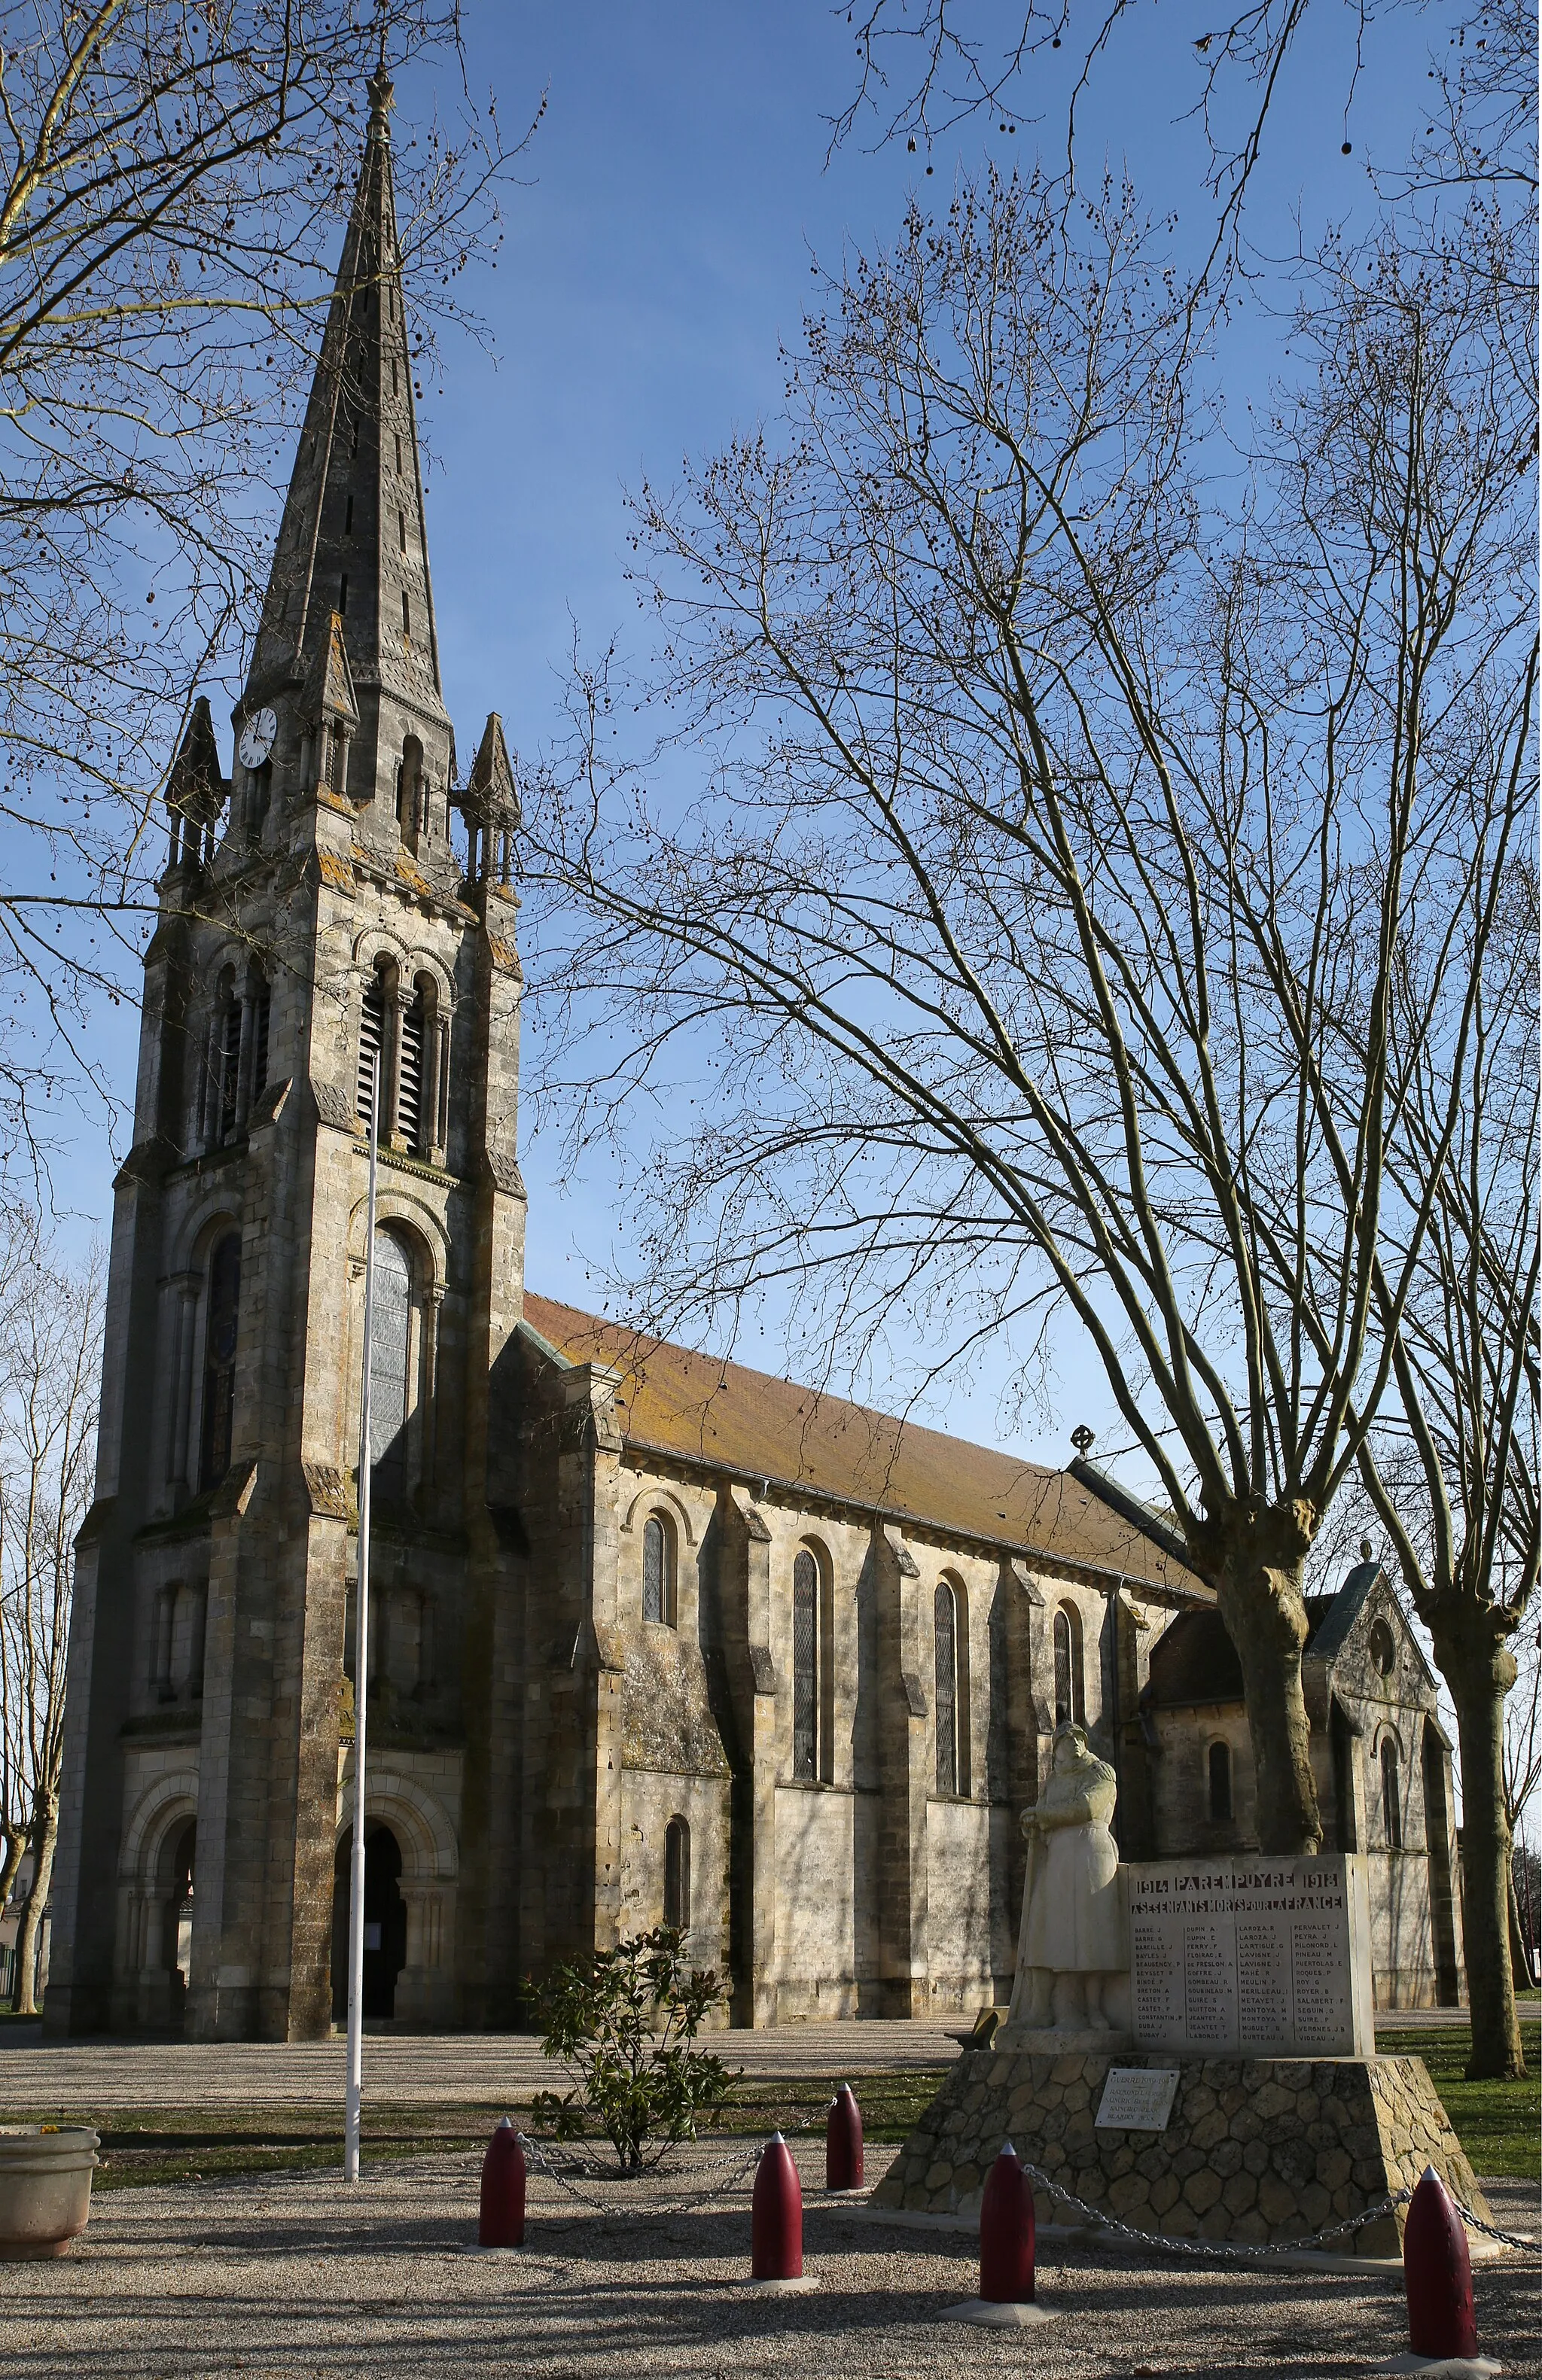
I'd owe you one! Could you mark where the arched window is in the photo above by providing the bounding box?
[368,1228,413,1502]
[251,974,271,1107]
[152,1584,178,1698]
[198,1231,241,1488]
[398,734,424,836]
[934,1581,958,1794]
[1208,1739,1233,1821]
[182,1581,208,1700]
[1380,1736,1403,1849]
[357,965,386,1128]
[792,1549,819,1781]
[1053,1603,1086,1728]
[642,1513,675,1625]
[664,1815,690,1931]
[212,969,240,1142]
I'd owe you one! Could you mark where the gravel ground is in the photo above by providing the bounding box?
[5,2141,1537,2379]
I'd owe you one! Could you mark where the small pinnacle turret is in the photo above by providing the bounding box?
[463,712,520,884]
[165,696,227,867]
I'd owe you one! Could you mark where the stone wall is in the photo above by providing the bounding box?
[873,2045,1490,2255]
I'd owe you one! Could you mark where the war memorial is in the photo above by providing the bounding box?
[877,1723,1491,2257]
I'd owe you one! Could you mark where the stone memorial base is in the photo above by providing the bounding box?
[873,2047,1492,2258]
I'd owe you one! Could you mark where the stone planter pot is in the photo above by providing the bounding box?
[0,2126,99,2258]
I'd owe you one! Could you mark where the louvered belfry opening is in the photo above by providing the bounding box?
[792,1550,818,1781]
[357,970,386,1128]
[397,982,425,1147]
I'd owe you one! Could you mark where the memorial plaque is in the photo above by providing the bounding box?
[1095,2067,1181,2132]
[1126,1854,1373,2058]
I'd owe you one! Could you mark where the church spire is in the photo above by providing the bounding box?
[245,71,449,751]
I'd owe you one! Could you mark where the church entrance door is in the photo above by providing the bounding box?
[331,1823,407,2022]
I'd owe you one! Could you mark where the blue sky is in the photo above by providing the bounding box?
[65,0,1438,1476]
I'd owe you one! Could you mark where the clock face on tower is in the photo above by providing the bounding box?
[238,706,278,769]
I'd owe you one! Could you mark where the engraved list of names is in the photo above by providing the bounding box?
[1126,1855,1373,2058]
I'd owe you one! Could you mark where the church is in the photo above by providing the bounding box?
[47,81,1463,2042]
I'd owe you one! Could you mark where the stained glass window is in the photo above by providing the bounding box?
[369,1229,411,1500]
[792,1550,818,1781]
[934,1583,958,1794]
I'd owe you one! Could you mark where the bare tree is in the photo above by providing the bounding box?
[521,172,1534,1856]
[832,0,1535,204]
[0,1214,102,2011]
[1347,822,1538,2073]
[0,1,532,1174]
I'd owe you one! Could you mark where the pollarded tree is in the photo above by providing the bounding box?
[1352,835,1537,2077]
[522,172,1534,1855]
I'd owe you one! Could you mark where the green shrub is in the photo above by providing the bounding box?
[528,1926,736,2172]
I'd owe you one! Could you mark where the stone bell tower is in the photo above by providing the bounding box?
[47,73,529,2040]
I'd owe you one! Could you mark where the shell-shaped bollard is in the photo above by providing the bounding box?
[979,2141,1036,2305]
[478,2117,527,2248]
[825,2085,864,2192]
[1404,2165,1476,2362]
[751,2132,804,2279]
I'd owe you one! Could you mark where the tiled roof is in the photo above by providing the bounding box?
[520,1294,1208,1602]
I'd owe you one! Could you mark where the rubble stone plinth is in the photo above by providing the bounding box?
[873,2047,1489,2257]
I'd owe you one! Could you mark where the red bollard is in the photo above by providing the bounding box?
[751,2132,803,2280]
[825,2084,864,2191]
[979,2141,1036,2305]
[1404,2165,1476,2362]
[478,2116,526,2248]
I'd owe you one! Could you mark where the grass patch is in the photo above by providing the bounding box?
[717,2069,946,2147]
[14,2025,1532,2195]
[0,2070,950,2193]
[1,2105,502,2193]
[1376,2014,1541,2182]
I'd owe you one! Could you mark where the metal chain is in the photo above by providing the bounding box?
[1445,2201,1542,2254]
[1017,2167,1539,2262]
[1014,2162,1412,2261]
[516,2132,762,2220]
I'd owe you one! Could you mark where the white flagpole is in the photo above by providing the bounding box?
[345,1049,381,2183]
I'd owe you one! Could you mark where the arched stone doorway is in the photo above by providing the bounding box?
[115,1782,200,2033]
[331,1822,407,2022]
[166,1818,195,2028]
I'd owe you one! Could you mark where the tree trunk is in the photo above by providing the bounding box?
[1212,1501,1323,1855]
[1507,1867,1537,1992]
[0,1832,24,1995]
[1440,1640,1525,2080]
[0,1831,24,1922]
[13,1791,58,2018]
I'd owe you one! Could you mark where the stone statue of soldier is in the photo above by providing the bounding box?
[998,1721,1132,2046]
